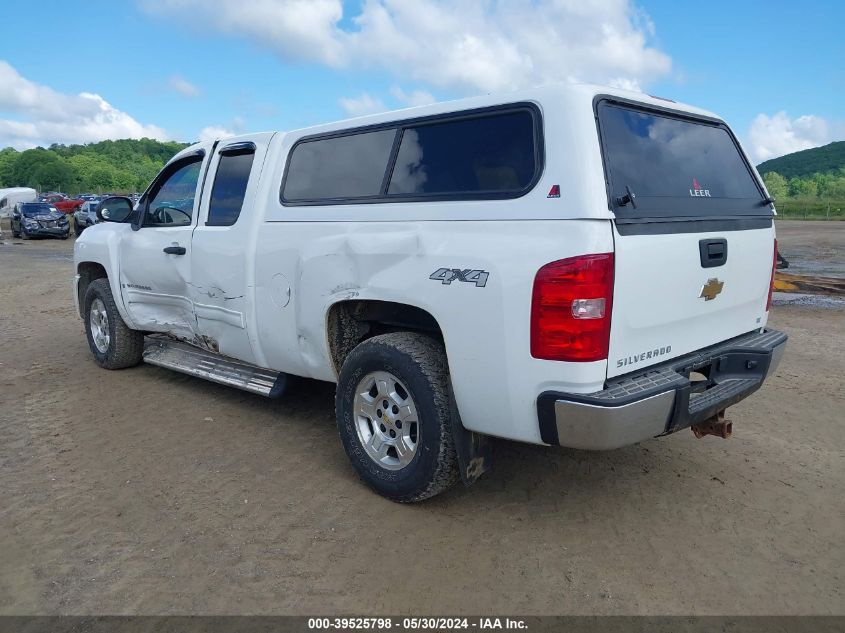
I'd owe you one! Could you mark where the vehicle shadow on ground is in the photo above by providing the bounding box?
[143,366,714,513]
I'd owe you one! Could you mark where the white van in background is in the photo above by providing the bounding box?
[0,187,37,218]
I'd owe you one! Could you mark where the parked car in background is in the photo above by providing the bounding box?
[11,202,70,239]
[73,198,102,235]
[41,193,84,214]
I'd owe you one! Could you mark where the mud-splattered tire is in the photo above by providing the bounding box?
[83,278,144,369]
[335,332,460,502]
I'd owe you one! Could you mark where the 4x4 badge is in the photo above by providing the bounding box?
[429,268,489,287]
[699,277,724,301]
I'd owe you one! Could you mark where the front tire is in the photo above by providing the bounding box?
[83,278,144,369]
[335,332,459,502]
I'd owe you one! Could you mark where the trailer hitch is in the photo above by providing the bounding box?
[691,409,732,439]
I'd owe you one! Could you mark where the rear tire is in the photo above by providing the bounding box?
[335,332,459,502]
[83,278,144,369]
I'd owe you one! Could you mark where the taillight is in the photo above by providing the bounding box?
[531,253,614,362]
[766,238,777,311]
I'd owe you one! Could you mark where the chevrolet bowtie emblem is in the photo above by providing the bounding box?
[699,278,724,301]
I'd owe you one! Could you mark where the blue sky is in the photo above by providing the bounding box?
[0,0,842,163]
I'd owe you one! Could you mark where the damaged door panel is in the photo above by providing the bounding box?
[190,133,275,364]
[117,149,210,340]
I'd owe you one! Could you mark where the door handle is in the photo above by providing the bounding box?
[163,245,186,255]
[699,238,727,268]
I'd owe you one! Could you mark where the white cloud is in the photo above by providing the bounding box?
[168,75,202,98]
[197,125,237,142]
[390,86,436,107]
[142,0,347,65]
[0,60,168,149]
[339,93,386,117]
[197,117,245,141]
[141,0,672,94]
[748,111,840,163]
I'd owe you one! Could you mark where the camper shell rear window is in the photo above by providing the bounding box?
[595,98,770,221]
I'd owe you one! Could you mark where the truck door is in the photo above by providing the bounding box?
[118,148,211,340]
[190,133,275,363]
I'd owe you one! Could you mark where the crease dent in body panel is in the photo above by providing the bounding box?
[291,229,424,374]
[186,281,244,301]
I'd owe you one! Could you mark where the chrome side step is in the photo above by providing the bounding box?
[142,336,287,398]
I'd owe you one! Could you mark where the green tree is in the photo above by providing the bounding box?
[0,147,19,187]
[89,166,117,192]
[5,138,190,194]
[762,171,788,200]
[32,158,77,191]
[788,176,818,198]
[826,176,845,199]
[10,148,76,191]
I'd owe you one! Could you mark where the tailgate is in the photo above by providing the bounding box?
[609,225,774,378]
[595,97,775,378]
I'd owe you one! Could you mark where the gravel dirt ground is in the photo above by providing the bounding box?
[774,219,845,278]
[0,221,842,616]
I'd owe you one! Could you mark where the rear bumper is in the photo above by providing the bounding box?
[537,329,787,449]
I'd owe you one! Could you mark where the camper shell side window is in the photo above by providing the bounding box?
[280,103,543,206]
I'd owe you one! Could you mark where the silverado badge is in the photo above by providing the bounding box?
[699,278,724,301]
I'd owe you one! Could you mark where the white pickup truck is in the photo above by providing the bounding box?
[74,84,786,502]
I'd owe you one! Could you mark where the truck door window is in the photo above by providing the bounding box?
[207,147,255,226]
[144,158,203,227]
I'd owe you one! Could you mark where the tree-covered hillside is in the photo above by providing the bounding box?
[755,141,845,217]
[756,141,845,180]
[0,138,189,194]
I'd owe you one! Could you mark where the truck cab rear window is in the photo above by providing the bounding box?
[597,101,766,218]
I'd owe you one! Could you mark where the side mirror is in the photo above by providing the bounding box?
[97,196,134,223]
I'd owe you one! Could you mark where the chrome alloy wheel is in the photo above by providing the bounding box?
[89,297,110,353]
[353,370,420,470]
